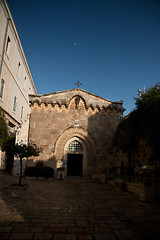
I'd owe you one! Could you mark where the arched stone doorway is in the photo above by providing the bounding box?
[54,127,96,177]
[64,138,86,177]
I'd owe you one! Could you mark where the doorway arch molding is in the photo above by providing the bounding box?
[54,127,96,176]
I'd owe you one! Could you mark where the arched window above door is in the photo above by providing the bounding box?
[68,140,83,152]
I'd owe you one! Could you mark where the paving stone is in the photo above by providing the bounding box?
[94,228,112,234]
[120,229,135,237]
[33,233,52,239]
[67,227,86,234]
[93,234,116,240]
[76,220,89,227]
[77,234,93,240]
[0,172,160,240]
[112,229,123,238]
[85,228,94,234]
[109,224,127,230]
[8,233,34,240]
[0,227,13,233]
[12,227,30,233]
[53,233,77,240]
[29,227,44,233]
[44,227,66,234]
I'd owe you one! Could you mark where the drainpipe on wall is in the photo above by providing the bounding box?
[0,17,10,77]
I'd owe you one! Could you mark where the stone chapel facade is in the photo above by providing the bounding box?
[28,88,124,177]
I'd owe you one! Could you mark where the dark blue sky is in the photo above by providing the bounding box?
[7,0,160,114]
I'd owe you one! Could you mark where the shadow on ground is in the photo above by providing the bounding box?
[0,171,160,240]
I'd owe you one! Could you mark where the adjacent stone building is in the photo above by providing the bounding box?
[29,88,124,177]
[0,0,37,168]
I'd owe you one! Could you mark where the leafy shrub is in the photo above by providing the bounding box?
[43,167,54,178]
[26,166,54,178]
[36,167,43,177]
[36,161,44,168]
[25,167,35,177]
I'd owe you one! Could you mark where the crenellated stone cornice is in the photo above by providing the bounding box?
[29,88,125,114]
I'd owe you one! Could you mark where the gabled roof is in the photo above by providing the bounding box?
[29,88,124,111]
[30,88,114,102]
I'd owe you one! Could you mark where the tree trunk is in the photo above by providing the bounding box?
[19,157,22,185]
[155,161,159,202]
[128,153,132,182]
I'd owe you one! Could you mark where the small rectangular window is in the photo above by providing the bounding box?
[24,77,27,90]
[6,36,11,54]
[21,106,23,119]
[13,96,17,111]
[0,79,5,98]
[17,62,21,77]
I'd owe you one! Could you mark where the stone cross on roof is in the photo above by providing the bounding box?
[75,81,82,88]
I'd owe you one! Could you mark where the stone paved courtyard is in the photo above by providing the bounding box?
[0,171,160,240]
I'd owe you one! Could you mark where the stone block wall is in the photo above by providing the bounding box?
[28,89,124,175]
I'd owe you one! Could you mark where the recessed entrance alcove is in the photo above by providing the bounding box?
[67,140,83,176]
[64,138,85,177]
[67,153,83,176]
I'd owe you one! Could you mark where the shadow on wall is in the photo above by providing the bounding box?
[87,110,120,176]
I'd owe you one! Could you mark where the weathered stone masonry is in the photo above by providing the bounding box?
[28,88,124,177]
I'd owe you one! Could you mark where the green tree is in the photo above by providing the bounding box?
[114,110,140,181]
[114,82,160,179]
[0,108,9,147]
[3,142,42,185]
[134,83,160,161]
[3,136,15,172]
[15,143,42,185]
